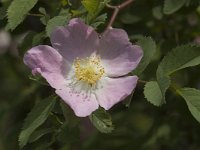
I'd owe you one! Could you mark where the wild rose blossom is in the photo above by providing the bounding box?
[23,18,143,117]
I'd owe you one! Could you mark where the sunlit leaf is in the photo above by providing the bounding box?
[6,0,38,30]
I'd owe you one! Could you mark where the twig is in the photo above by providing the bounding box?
[138,80,147,84]
[105,0,134,31]
[27,13,44,17]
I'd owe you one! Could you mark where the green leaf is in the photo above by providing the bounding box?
[89,108,114,133]
[144,81,163,106]
[81,0,100,15]
[60,101,80,128]
[19,96,57,148]
[152,6,163,20]
[133,37,157,76]
[38,7,50,25]
[178,88,200,123]
[6,0,38,30]
[28,74,49,86]
[90,13,107,28]
[32,31,46,46]
[156,44,200,104]
[46,16,70,37]
[82,0,109,22]
[163,0,187,14]
[29,128,54,143]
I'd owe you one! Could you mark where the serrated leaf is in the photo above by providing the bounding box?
[133,37,157,76]
[6,0,38,30]
[82,0,100,15]
[19,96,56,148]
[46,16,70,37]
[163,0,187,14]
[89,108,114,133]
[156,44,200,105]
[144,81,163,106]
[178,88,200,123]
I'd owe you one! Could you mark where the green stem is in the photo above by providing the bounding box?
[27,13,44,17]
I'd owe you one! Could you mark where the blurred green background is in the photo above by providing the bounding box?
[1,0,200,149]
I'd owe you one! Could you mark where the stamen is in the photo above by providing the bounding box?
[73,56,105,86]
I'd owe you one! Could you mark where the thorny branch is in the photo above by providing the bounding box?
[105,0,134,31]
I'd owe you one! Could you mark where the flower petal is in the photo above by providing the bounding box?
[50,18,99,62]
[98,28,143,77]
[95,76,138,110]
[56,87,99,117]
[23,45,68,89]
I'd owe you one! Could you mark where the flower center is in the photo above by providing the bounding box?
[73,56,105,86]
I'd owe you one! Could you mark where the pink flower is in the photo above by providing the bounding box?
[23,18,143,117]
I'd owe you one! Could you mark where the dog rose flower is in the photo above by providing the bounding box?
[23,18,143,117]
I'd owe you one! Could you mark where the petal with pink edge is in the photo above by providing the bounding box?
[56,87,99,117]
[95,76,138,110]
[98,28,143,77]
[50,18,99,62]
[23,45,68,89]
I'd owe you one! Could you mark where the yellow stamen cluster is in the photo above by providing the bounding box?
[73,56,105,86]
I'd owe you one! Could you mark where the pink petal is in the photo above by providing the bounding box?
[98,28,143,77]
[50,18,99,62]
[23,45,69,89]
[95,76,138,110]
[56,87,99,117]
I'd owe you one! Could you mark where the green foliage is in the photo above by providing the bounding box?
[178,88,200,123]
[133,37,157,76]
[29,128,54,143]
[144,81,163,106]
[6,0,38,30]
[46,16,70,37]
[156,44,200,104]
[91,13,107,28]
[0,7,7,20]
[1,0,200,149]
[18,96,56,148]
[82,0,109,22]
[38,7,50,25]
[81,0,100,15]
[89,108,114,133]
[163,0,187,14]
[152,6,163,20]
